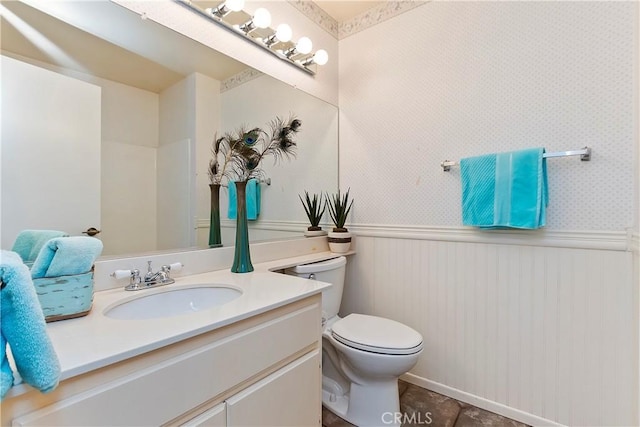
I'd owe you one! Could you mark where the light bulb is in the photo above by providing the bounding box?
[313,49,329,65]
[252,8,271,29]
[225,0,245,12]
[275,24,292,42]
[296,36,312,55]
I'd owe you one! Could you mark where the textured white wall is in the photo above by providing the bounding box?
[338,2,639,426]
[339,2,636,231]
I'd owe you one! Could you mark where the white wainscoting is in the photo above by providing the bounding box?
[341,227,637,427]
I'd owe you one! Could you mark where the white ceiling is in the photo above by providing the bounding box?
[314,1,383,23]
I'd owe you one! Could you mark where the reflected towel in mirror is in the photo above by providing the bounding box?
[11,230,69,267]
[228,179,261,221]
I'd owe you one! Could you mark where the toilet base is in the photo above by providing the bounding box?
[321,375,401,427]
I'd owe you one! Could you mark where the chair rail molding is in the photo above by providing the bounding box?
[347,224,629,251]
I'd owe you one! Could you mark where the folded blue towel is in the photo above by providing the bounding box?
[11,230,69,266]
[460,147,548,229]
[30,237,103,279]
[1,250,61,399]
[228,179,261,221]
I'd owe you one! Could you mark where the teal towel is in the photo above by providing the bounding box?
[0,250,61,399]
[228,179,261,221]
[228,181,238,220]
[246,178,261,220]
[11,230,69,266]
[30,237,103,279]
[460,147,548,229]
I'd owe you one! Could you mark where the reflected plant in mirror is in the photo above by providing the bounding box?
[299,191,327,237]
[206,136,237,248]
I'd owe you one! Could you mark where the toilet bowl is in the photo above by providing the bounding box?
[286,257,423,427]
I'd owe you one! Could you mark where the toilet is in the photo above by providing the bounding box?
[286,256,423,427]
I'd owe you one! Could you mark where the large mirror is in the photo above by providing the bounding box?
[0,0,338,257]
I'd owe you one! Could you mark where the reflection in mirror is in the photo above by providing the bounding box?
[0,1,338,258]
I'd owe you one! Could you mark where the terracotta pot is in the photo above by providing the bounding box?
[328,230,351,253]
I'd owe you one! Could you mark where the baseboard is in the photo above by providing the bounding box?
[400,373,566,427]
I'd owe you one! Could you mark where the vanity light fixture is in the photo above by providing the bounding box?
[175,0,328,75]
[275,23,293,43]
[239,7,271,34]
[302,49,329,66]
[264,23,293,47]
[284,36,312,60]
[206,0,244,18]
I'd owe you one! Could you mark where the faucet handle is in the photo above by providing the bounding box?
[111,269,132,280]
[160,262,183,278]
[168,262,183,272]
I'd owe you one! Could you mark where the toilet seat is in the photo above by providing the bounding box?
[331,314,423,355]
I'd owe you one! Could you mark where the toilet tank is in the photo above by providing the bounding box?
[285,256,346,319]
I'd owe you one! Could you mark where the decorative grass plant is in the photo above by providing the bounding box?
[299,191,325,232]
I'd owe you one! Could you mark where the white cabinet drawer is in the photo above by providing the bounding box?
[181,403,226,427]
[13,302,320,427]
[226,350,321,427]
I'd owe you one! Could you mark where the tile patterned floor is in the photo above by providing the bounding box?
[322,380,530,427]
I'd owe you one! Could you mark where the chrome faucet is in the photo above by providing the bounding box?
[144,261,169,283]
[112,261,183,291]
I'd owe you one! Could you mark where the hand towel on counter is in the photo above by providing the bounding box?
[0,250,61,399]
[30,236,103,279]
[227,179,261,221]
[11,230,69,266]
[460,147,548,229]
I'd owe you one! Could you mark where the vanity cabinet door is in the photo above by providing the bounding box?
[226,350,321,427]
[181,403,226,427]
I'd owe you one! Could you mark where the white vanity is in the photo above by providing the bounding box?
[1,249,336,427]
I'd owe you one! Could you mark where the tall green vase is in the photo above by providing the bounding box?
[231,180,254,273]
[208,184,222,248]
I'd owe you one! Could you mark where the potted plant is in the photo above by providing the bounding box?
[326,188,354,253]
[299,191,327,237]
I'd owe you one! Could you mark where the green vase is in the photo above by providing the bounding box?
[231,181,254,273]
[208,184,222,248]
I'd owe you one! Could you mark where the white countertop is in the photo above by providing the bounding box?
[6,252,341,399]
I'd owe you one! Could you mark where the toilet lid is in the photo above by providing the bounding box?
[331,314,423,355]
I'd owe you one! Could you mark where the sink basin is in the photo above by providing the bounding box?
[104,285,242,320]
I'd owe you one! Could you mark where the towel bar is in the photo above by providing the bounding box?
[221,177,271,187]
[441,147,591,171]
